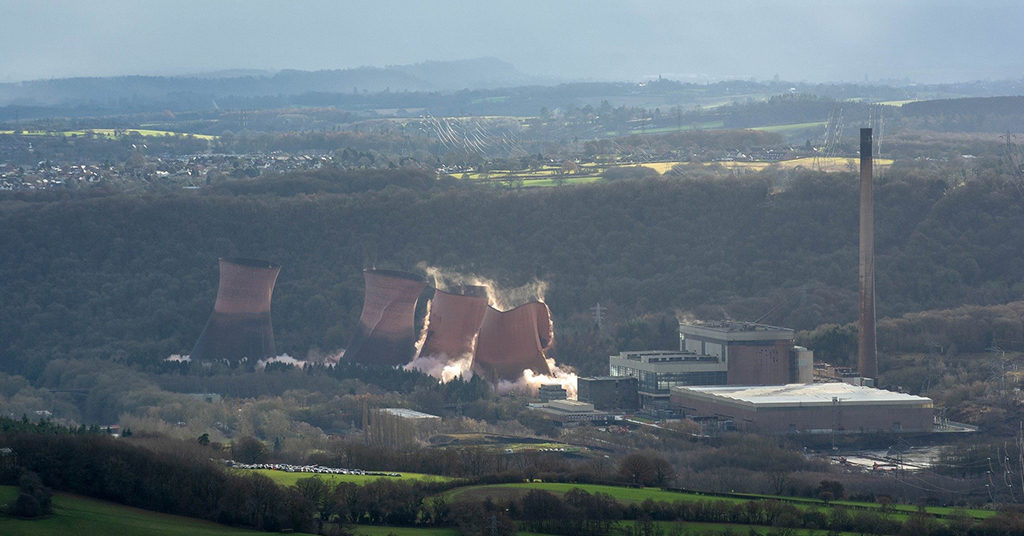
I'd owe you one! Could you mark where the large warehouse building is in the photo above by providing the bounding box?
[670,383,935,434]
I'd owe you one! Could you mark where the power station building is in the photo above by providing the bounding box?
[606,321,813,407]
[577,376,639,411]
[679,321,812,385]
[670,383,934,434]
[608,350,726,406]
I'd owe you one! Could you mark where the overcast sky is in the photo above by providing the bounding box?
[2,0,1022,84]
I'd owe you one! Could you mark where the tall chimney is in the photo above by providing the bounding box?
[858,128,877,379]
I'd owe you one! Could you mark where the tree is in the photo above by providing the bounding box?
[11,471,51,518]
[197,433,210,446]
[232,436,268,464]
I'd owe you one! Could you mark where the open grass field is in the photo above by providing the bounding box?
[0,128,217,140]
[350,526,460,536]
[627,121,725,134]
[621,520,869,536]
[750,121,826,133]
[0,485,310,536]
[445,482,749,506]
[242,468,454,487]
[445,482,992,522]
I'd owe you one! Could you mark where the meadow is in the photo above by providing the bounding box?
[444,482,993,521]
[0,485,310,536]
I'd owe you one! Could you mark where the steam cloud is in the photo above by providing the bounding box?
[419,264,548,311]
[256,353,306,369]
[496,358,578,399]
[405,352,475,382]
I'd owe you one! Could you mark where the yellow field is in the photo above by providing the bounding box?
[0,128,217,140]
[703,156,893,173]
[638,161,681,173]
[876,99,920,107]
[750,121,826,133]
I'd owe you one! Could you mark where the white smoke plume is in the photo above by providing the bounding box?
[404,352,475,382]
[496,358,578,399]
[164,354,191,362]
[256,353,307,369]
[675,309,698,324]
[419,264,548,311]
[412,299,432,355]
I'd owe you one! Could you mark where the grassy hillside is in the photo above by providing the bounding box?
[445,482,995,520]
[0,485,314,536]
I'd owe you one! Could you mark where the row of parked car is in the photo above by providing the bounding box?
[226,460,402,477]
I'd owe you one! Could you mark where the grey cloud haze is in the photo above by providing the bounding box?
[1,0,1022,84]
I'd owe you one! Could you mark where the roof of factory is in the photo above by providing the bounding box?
[679,321,794,341]
[672,383,933,409]
[378,408,442,420]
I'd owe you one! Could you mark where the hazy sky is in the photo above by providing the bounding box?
[2,0,1022,84]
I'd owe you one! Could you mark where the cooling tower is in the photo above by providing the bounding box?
[858,128,878,379]
[345,269,427,367]
[190,257,281,362]
[472,302,553,384]
[420,285,489,361]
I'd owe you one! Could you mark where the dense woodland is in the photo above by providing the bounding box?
[3,161,1024,377]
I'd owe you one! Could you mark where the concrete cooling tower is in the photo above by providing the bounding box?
[472,301,553,383]
[190,257,281,362]
[419,285,489,361]
[345,269,427,367]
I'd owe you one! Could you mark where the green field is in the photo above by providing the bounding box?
[0,486,310,536]
[351,526,460,536]
[242,468,454,487]
[749,121,826,133]
[0,128,217,140]
[446,482,748,506]
[627,120,725,134]
[446,482,992,521]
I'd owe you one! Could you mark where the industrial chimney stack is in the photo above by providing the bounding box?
[858,128,878,379]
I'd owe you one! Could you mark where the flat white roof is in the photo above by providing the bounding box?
[673,383,933,409]
[378,408,441,419]
[680,321,794,342]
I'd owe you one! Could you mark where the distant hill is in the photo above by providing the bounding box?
[0,57,534,107]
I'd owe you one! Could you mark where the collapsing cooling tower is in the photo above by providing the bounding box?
[472,302,553,383]
[190,257,281,362]
[419,285,489,360]
[345,269,427,367]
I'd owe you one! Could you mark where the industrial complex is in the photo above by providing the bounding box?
[187,137,938,437]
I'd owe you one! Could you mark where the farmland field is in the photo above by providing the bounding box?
[0,485,308,536]
[750,121,826,133]
[0,128,216,140]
